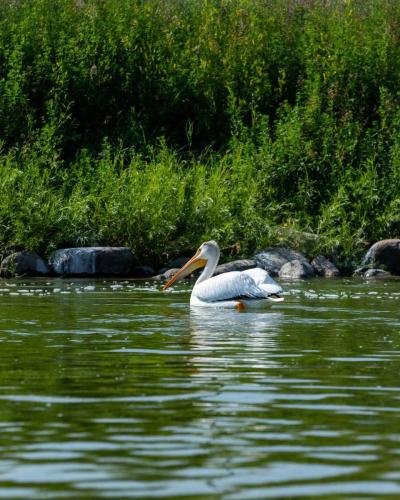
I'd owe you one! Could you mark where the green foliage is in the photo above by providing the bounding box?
[1,0,400,268]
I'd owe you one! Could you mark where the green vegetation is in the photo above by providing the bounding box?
[1,0,400,268]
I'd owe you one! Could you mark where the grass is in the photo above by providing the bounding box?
[1,0,400,269]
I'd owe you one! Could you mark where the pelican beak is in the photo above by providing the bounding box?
[163,250,207,290]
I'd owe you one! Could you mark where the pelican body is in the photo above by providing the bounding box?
[163,241,283,310]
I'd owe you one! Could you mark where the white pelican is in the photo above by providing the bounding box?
[163,240,284,310]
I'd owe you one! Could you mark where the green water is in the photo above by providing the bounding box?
[0,277,399,498]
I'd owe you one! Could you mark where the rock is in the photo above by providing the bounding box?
[254,247,309,276]
[151,268,180,281]
[362,239,400,274]
[151,267,202,281]
[161,268,181,279]
[311,255,340,277]
[353,266,370,276]
[49,247,137,276]
[279,259,315,279]
[131,265,155,278]
[364,268,391,279]
[214,259,257,276]
[354,266,391,278]
[0,251,50,277]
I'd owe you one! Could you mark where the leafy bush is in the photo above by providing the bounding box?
[1,0,400,268]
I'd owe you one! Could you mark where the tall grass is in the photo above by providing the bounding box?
[0,141,271,264]
[1,0,400,268]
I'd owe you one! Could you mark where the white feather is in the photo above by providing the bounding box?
[193,268,282,303]
[242,268,283,295]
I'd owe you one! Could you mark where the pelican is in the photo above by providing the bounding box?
[163,240,284,309]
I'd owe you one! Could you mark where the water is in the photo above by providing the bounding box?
[0,277,399,498]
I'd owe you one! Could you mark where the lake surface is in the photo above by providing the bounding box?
[0,277,399,498]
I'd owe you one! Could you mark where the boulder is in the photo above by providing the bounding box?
[161,268,180,279]
[49,247,137,276]
[254,247,309,276]
[362,239,400,275]
[364,268,391,279]
[311,255,340,277]
[354,266,391,278]
[353,266,370,276]
[0,251,50,277]
[214,259,257,276]
[151,268,180,281]
[279,259,315,279]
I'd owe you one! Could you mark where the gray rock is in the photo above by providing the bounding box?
[311,255,340,277]
[362,239,400,274]
[254,247,308,276]
[353,266,370,276]
[279,259,315,279]
[151,268,180,281]
[161,268,181,279]
[49,247,137,276]
[214,259,257,276]
[364,268,391,279]
[0,251,50,277]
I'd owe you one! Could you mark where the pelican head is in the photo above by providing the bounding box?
[163,240,220,290]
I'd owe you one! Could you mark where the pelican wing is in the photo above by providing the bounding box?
[193,271,277,303]
[242,268,283,295]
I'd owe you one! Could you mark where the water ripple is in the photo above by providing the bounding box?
[0,278,399,498]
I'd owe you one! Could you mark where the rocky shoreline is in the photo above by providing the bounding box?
[1,239,399,280]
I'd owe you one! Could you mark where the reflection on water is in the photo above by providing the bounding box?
[0,277,399,498]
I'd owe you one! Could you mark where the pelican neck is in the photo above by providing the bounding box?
[195,257,218,285]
